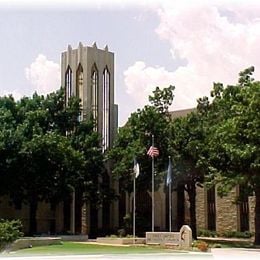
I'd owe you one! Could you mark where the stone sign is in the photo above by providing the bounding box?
[146,225,192,249]
[146,232,180,245]
[179,225,192,248]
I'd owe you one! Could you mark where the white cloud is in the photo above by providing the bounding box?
[124,1,260,111]
[124,61,175,105]
[25,54,60,95]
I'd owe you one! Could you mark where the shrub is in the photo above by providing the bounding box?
[222,231,253,238]
[198,229,217,237]
[194,240,208,252]
[0,219,23,249]
[117,228,126,237]
[109,234,118,238]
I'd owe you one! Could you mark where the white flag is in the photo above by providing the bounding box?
[134,159,140,178]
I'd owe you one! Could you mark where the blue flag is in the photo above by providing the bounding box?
[167,158,172,186]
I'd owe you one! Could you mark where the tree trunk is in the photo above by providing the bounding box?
[29,197,38,235]
[187,183,197,240]
[254,186,260,245]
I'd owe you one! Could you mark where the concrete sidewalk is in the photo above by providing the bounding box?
[212,248,260,260]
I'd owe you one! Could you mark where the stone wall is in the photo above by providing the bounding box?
[195,186,256,235]
[0,196,63,234]
[248,196,255,233]
[216,187,238,234]
[196,186,206,230]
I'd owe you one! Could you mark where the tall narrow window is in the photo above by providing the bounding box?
[91,65,98,129]
[76,64,84,121]
[65,66,72,105]
[207,186,216,231]
[239,185,249,231]
[102,67,110,152]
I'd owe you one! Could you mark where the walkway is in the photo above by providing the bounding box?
[2,249,260,260]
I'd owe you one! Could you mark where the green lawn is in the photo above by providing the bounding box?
[11,242,182,255]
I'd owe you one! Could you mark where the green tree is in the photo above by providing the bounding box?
[0,96,20,199]
[149,85,175,114]
[0,89,108,235]
[109,86,174,231]
[0,91,84,234]
[200,67,260,244]
[168,111,205,238]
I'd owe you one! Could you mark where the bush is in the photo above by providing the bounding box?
[222,231,253,238]
[117,228,126,237]
[0,219,23,249]
[198,229,217,237]
[193,240,209,252]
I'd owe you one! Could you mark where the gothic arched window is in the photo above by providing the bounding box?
[76,64,84,121]
[65,66,72,105]
[91,64,98,129]
[102,67,110,152]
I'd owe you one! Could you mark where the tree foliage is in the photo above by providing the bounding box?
[197,67,260,244]
[168,111,205,238]
[0,89,106,234]
[109,86,174,193]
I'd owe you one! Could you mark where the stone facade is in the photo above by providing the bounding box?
[0,196,62,234]
[248,196,256,233]
[61,42,117,148]
[215,188,238,234]
[195,186,255,235]
[196,186,206,230]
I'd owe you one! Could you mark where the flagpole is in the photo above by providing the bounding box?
[169,156,172,232]
[133,173,136,243]
[152,134,155,232]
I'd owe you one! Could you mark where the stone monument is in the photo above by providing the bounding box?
[146,225,192,249]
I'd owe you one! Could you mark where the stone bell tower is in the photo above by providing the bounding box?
[61,42,118,236]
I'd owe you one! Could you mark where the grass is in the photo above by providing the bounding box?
[10,242,183,256]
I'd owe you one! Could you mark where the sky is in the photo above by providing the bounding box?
[0,0,260,125]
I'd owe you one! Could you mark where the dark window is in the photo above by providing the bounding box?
[239,185,249,232]
[207,186,216,231]
[102,67,110,152]
[65,66,72,105]
[177,184,185,230]
[76,64,84,121]
[91,64,98,129]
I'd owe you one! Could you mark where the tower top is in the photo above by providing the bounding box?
[92,41,97,48]
[63,42,112,54]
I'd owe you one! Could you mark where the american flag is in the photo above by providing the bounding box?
[147,146,159,157]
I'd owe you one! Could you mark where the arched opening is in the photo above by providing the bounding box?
[76,64,84,121]
[65,66,72,105]
[91,64,98,130]
[102,67,110,152]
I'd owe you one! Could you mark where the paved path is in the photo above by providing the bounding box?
[1,248,260,260]
[0,252,214,259]
[212,248,260,260]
